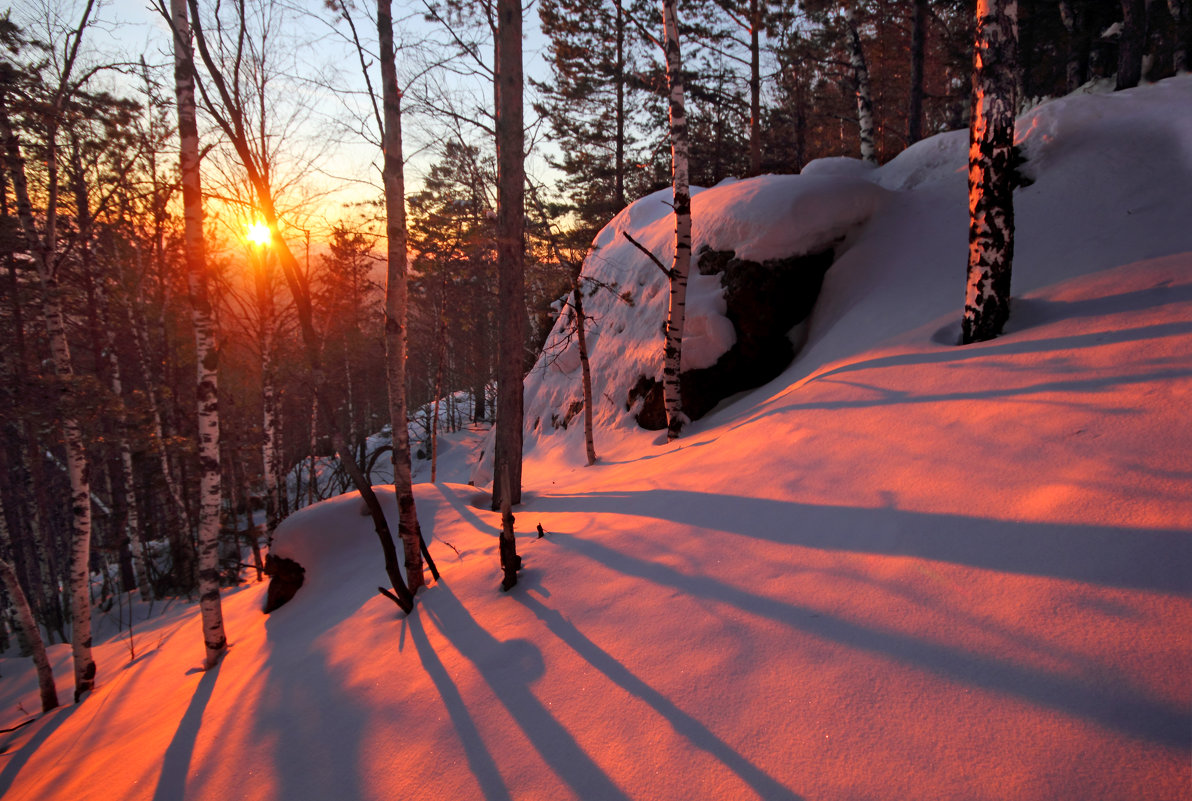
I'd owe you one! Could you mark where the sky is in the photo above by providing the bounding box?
[1,73,1189,801]
[72,0,563,236]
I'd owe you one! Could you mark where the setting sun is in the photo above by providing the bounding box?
[245,221,272,246]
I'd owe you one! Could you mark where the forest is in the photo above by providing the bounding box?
[1,0,1189,717]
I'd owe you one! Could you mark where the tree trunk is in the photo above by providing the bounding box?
[499,467,520,590]
[377,0,425,595]
[0,554,58,713]
[661,0,692,441]
[615,0,627,210]
[253,249,280,539]
[844,5,878,164]
[962,0,1018,344]
[1,81,97,703]
[170,0,226,669]
[493,0,527,510]
[183,0,413,612]
[1058,0,1086,90]
[1116,0,1146,89]
[1171,0,1189,72]
[908,0,927,144]
[431,307,445,483]
[748,0,762,176]
[573,287,597,465]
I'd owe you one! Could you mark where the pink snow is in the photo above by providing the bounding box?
[1,77,1190,801]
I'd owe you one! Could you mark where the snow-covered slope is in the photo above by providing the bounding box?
[2,76,1190,801]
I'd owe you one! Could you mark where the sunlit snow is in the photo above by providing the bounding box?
[2,76,1190,801]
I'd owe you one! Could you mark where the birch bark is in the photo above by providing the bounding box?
[962,0,1018,344]
[661,0,692,441]
[844,5,877,164]
[170,0,226,668]
[0,64,98,702]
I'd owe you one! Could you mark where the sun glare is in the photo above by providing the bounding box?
[246,221,272,247]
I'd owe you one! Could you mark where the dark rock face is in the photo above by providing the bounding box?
[628,245,835,430]
[263,553,306,613]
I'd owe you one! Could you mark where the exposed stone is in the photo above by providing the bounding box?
[263,553,306,613]
[628,245,835,430]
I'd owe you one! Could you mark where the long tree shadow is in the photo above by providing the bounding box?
[420,582,632,801]
[152,664,221,801]
[547,530,1191,750]
[408,611,512,801]
[530,490,1192,596]
[743,358,1192,424]
[253,608,368,801]
[0,704,78,796]
[516,592,805,800]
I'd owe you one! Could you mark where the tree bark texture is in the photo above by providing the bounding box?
[615,0,627,210]
[253,249,280,538]
[844,5,878,164]
[171,0,227,669]
[493,0,527,509]
[378,0,425,595]
[0,553,58,712]
[748,0,762,176]
[1116,0,1146,89]
[963,0,1018,344]
[573,287,597,465]
[184,0,412,611]
[1,77,98,703]
[908,0,927,144]
[662,0,692,441]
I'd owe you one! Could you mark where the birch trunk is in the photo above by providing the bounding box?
[170,0,226,668]
[661,0,692,441]
[962,0,1018,344]
[1,80,97,703]
[573,287,597,465]
[253,249,279,537]
[845,5,878,164]
[108,321,152,601]
[493,0,527,510]
[0,491,58,711]
[183,0,412,611]
[125,293,194,586]
[377,0,425,594]
[615,0,627,209]
[0,551,57,712]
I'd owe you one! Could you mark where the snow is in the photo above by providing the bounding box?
[3,76,1192,801]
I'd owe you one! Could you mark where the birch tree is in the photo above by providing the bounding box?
[0,1,99,700]
[172,0,415,611]
[843,4,877,164]
[962,0,1018,344]
[0,498,58,712]
[168,0,226,668]
[661,0,692,441]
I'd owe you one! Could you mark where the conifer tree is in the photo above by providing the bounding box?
[533,0,649,243]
